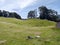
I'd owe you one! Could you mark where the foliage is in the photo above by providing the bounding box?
[38,6,48,19]
[27,10,37,19]
[0,10,21,19]
[38,6,58,22]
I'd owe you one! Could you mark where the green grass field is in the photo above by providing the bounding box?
[0,17,60,45]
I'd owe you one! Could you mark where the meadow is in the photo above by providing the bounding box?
[0,17,60,45]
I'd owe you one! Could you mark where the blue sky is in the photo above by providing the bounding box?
[0,0,60,18]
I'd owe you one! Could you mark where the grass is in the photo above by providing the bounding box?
[0,17,60,45]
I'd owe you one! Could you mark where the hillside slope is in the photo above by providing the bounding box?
[0,17,60,45]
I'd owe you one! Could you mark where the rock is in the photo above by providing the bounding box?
[0,40,7,44]
[35,36,40,38]
[26,36,33,40]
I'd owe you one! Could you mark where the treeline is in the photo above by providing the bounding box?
[0,6,60,22]
[27,6,60,22]
[0,10,21,19]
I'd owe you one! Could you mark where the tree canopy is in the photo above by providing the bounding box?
[38,6,58,22]
[0,10,21,19]
[27,10,37,19]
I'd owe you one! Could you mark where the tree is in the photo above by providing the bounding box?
[48,9,58,21]
[27,10,37,19]
[13,12,21,19]
[38,6,58,22]
[48,9,57,16]
[0,10,3,16]
[38,6,48,19]
[9,12,21,19]
[0,10,21,19]
[9,12,15,17]
[3,10,7,17]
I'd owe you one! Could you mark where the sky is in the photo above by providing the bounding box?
[0,0,60,18]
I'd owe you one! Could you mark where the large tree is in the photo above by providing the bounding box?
[13,12,21,19]
[39,6,49,19]
[27,10,37,19]
[0,10,21,19]
[48,9,58,21]
[38,6,58,22]
[9,12,21,19]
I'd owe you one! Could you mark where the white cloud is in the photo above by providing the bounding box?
[0,0,57,11]
[0,0,5,5]
[0,0,5,2]
[17,0,37,9]
[0,0,37,11]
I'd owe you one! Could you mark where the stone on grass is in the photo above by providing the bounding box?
[35,36,40,38]
[0,40,7,44]
[26,36,33,40]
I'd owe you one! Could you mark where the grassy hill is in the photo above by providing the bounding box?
[0,17,60,45]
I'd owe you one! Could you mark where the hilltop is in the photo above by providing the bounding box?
[0,17,60,45]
